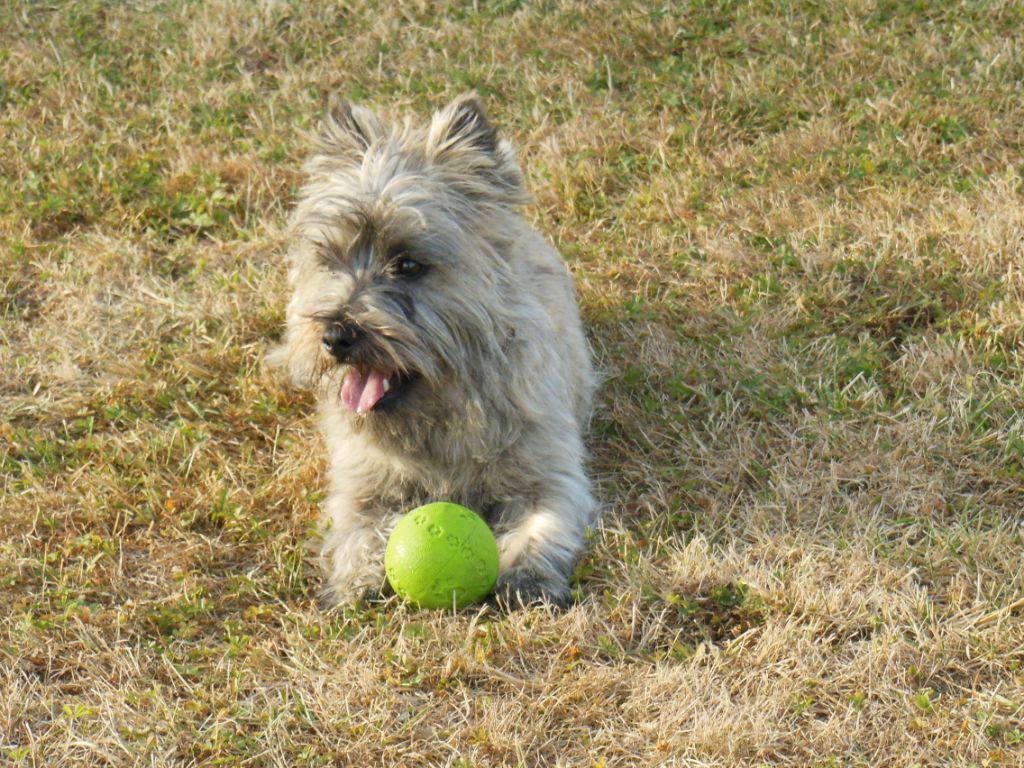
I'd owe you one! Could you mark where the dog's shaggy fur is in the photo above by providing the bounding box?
[270,94,597,608]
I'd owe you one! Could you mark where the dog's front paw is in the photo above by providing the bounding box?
[492,566,572,610]
[318,554,390,609]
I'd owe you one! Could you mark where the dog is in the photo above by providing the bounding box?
[270,93,597,608]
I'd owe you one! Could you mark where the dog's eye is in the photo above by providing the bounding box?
[393,257,425,278]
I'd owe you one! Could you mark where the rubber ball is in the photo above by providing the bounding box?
[385,502,499,609]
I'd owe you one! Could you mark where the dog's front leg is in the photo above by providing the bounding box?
[318,494,397,606]
[493,477,597,608]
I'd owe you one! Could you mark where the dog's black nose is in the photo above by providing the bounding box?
[322,321,363,360]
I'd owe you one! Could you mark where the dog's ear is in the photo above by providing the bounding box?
[426,93,528,205]
[316,96,386,160]
[429,93,500,155]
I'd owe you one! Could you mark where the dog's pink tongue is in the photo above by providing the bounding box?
[341,368,388,414]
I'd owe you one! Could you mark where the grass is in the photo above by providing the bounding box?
[2,0,1024,765]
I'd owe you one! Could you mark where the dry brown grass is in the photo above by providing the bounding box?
[3,1,1024,765]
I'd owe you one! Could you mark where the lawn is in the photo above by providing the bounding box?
[2,1,1023,765]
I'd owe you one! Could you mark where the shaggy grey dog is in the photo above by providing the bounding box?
[270,93,597,608]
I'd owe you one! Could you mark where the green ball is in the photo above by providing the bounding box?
[385,502,499,610]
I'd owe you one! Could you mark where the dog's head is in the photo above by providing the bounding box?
[270,94,530,426]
